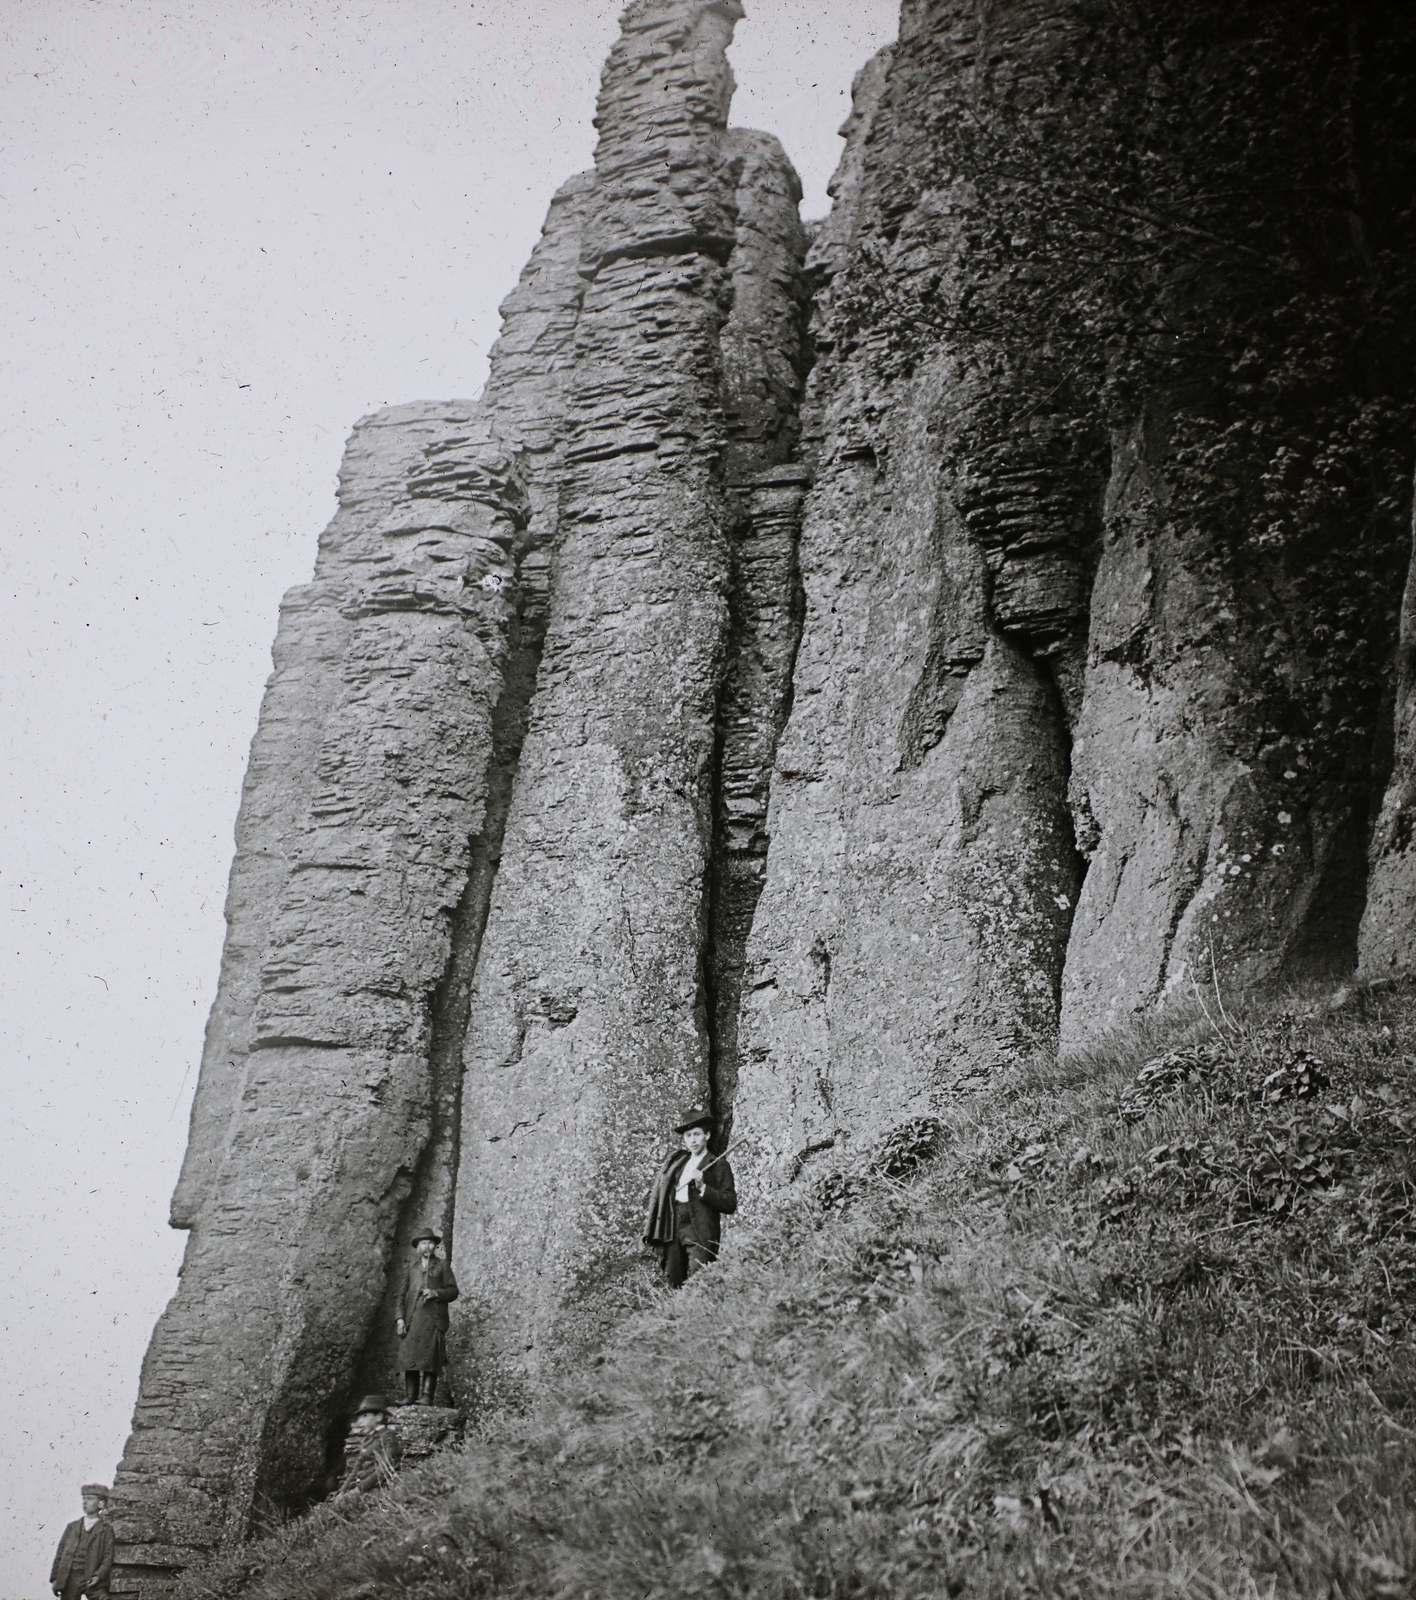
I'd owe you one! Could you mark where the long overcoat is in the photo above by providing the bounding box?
[396,1255,459,1373]
[50,1516,114,1599]
[643,1149,737,1263]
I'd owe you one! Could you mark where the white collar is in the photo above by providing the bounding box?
[676,1148,708,1197]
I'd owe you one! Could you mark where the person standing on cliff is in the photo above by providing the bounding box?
[396,1227,459,1404]
[643,1108,738,1286]
[49,1484,114,1600]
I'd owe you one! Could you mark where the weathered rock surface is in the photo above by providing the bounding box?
[111,404,530,1581]
[353,166,595,1406]
[449,0,813,1401]
[386,1403,463,1464]
[1060,409,1387,1037]
[732,350,1082,1181]
[115,0,1416,1583]
[736,0,1415,1180]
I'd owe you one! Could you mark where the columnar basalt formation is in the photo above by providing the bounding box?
[114,146,603,1586]
[353,171,595,1402]
[111,406,531,1581]
[448,0,814,1398]
[735,0,1416,1181]
[115,0,1416,1583]
[707,127,813,1126]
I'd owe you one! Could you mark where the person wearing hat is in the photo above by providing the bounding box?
[396,1227,459,1405]
[335,1395,402,1497]
[49,1484,114,1600]
[643,1108,738,1286]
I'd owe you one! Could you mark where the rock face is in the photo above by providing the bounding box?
[111,404,532,1581]
[737,0,1416,1179]
[448,0,812,1400]
[114,0,1415,1585]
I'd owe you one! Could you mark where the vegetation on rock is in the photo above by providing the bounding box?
[183,978,1416,1600]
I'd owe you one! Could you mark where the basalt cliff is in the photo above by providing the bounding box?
[110,0,1416,1588]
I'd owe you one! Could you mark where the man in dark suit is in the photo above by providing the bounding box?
[643,1108,738,1286]
[396,1227,459,1405]
[49,1484,114,1600]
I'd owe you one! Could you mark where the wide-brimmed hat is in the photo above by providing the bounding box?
[411,1227,441,1245]
[674,1108,713,1134]
[80,1484,110,1500]
[354,1394,390,1417]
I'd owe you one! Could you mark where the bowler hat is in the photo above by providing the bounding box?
[354,1394,390,1417]
[674,1107,714,1134]
[411,1227,441,1245]
[81,1484,110,1500]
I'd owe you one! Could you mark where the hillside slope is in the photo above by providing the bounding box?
[185,978,1416,1600]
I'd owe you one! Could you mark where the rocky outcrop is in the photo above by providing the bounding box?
[112,132,605,1588]
[732,352,1084,1178]
[350,170,595,1407]
[448,0,813,1401]
[114,0,1416,1582]
[111,405,531,1582]
[735,0,1416,1180]
[115,0,814,1577]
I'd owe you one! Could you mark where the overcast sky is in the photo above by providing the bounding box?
[0,1,897,1591]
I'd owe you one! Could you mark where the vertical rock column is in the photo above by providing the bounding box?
[451,0,747,1397]
[353,171,594,1400]
[733,20,1090,1185]
[1058,2,1416,1042]
[110,408,527,1584]
[736,0,1416,1152]
[707,126,813,1125]
[707,464,810,1125]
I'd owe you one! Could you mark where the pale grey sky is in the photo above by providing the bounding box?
[0,1,897,1591]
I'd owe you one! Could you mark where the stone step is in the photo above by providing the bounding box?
[387,1403,463,1459]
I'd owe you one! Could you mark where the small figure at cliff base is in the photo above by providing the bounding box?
[335,1395,402,1498]
[397,1227,459,1404]
[50,1484,114,1600]
[644,1108,738,1286]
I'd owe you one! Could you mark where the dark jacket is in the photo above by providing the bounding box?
[396,1256,459,1372]
[338,1423,402,1494]
[50,1516,114,1597]
[644,1148,737,1261]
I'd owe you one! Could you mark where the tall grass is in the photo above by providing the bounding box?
[183,980,1416,1600]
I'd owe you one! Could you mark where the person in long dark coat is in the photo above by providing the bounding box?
[50,1484,114,1600]
[396,1228,459,1404]
[643,1108,737,1286]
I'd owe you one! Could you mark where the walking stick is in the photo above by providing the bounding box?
[697,1132,757,1174]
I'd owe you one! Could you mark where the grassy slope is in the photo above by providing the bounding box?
[185,981,1416,1600]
